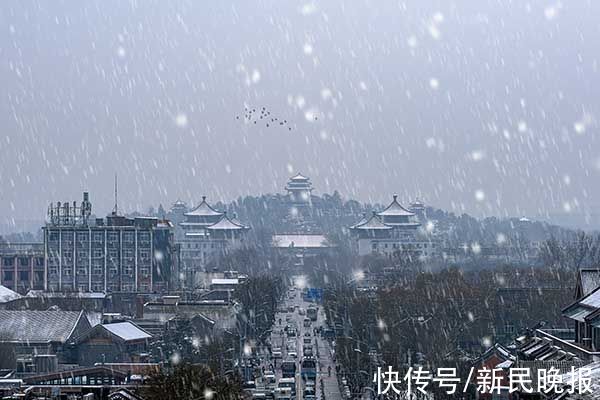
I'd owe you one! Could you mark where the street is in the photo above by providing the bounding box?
[251,277,343,400]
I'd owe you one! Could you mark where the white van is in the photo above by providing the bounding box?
[278,377,296,395]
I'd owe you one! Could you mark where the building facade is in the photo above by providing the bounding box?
[349,195,438,257]
[43,192,177,293]
[0,242,45,294]
[177,196,250,285]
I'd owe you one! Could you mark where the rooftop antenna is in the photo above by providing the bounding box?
[113,173,118,215]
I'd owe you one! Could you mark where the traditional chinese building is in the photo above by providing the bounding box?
[408,199,426,221]
[349,195,437,257]
[177,196,250,285]
[285,173,313,205]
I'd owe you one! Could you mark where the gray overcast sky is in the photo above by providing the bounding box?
[1,0,600,231]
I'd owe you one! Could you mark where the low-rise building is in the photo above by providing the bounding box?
[142,296,238,334]
[0,310,91,372]
[75,321,152,366]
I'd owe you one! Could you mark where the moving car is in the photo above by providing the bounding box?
[274,387,293,400]
[307,307,318,321]
[303,345,313,357]
[264,371,276,384]
[281,360,296,378]
[278,377,296,395]
[301,356,317,380]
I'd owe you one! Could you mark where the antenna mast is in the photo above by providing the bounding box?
[113,173,118,215]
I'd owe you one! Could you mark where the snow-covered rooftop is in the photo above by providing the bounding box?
[377,195,415,217]
[272,234,332,248]
[351,213,393,230]
[102,322,152,341]
[207,214,249,230]
[184,196,223,217]
[211,278,239,285]
[0,310,87,343]
[0,285,21,303]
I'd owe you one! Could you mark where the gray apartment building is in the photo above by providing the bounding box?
[43,192,178,293]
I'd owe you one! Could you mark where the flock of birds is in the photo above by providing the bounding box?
[236,106,296,131]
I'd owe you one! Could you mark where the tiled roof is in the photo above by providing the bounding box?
[377,195,415,217]
[184,196,223,217]
[206,214,249,230]
[0,310,88,343]
[290,173,310,181]
[350,213,393,230]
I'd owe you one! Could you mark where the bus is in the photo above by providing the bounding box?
[307,307,318,321]
[281,360,296,378]
[301,356,317,380]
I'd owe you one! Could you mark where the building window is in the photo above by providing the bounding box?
[504,324,515,334]
[108,232,119,242]
[108,263,118,276]
[140,266,150,277]
[34,271,44,283]
[93,232,104,243]
[139,232,150,244]
[122,283,134,292]
[91,282,104,292]
[123,232,135,243]
[93,249,103,258]
[63,266,72,276]
[139,283,150,292]
[372,243,377,250]
[19,271,30,282]
[3,257,13,267]
[92,261,103,276]
[124,249,134,259]
[35,257,44,267]
[77,284,88,292]
[3,271,14,282]
[49,265,58,275]
[19,257,29,267]
[123,264,134,276]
